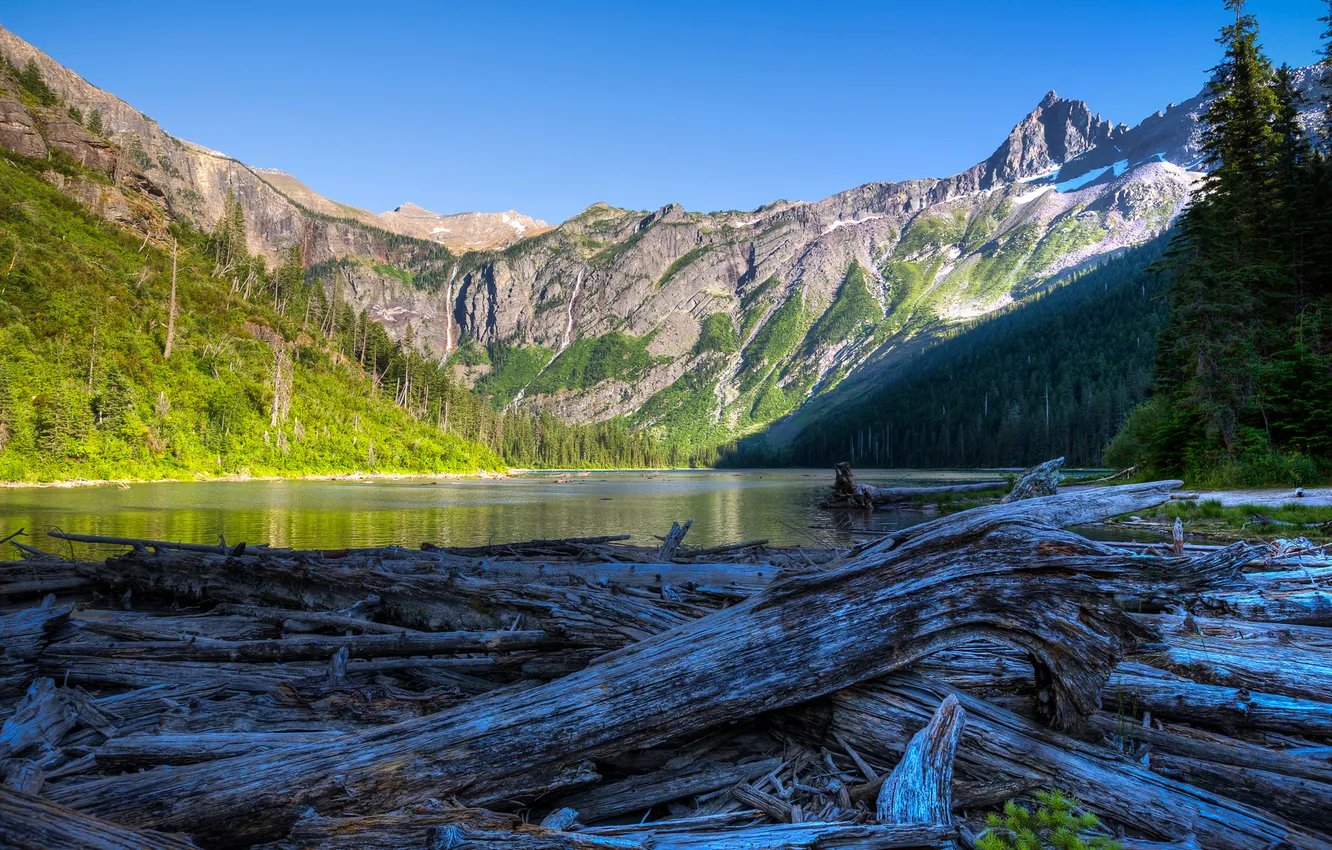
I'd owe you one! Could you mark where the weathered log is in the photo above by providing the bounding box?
[732,782,794,822]
[657,520,694,560]
[0,787,201,850]
[867,479,1183,556]
[780,673,1329,850]
[260,806,642,850]
[78,552,689,645]
[71,609,280,641]
[49,485,1201,845]
[95,732,334,768]
[44,629,575,662]
[1148,751,1332,832]
[47,529,237,555]
[822,463,1004,509]
[0,603,71,702]
[1186,585,1332,625]
[1103,661,1332,736]
[212,603,420,635]
[553,758,780,824]
[1130,627,1332,703]
[1000,457,1064,503]
[0,679,79,760]
[875,694,964,830]
[1087,712,1332,784]
[1,759,42,794]
[591,821,953,849]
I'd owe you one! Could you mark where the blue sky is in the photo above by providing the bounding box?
[4,1,1326,224]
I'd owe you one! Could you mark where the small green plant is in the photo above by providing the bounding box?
[976,790,1121,850]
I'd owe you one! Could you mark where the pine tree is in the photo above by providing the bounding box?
[86,108,103,136]
[16,59,57,107]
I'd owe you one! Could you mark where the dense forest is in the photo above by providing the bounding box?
[0,58,675,482]
[1106,2,1332,486]
[780,242,1167,469]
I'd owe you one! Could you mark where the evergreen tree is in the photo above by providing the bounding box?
[16,59,57,106]
[1111,1,1332,485]
[86,108,104,136]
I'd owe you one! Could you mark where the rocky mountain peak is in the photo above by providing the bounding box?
[980,91,1123,187]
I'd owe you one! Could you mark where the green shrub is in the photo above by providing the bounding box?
[976,790,1120,850]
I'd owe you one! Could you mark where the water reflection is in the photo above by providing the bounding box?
[0,469,1010,560]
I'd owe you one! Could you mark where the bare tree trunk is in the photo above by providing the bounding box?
[163,237,177,359]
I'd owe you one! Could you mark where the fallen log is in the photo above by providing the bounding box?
[1000,457,1064,503]
[552,757,780,823]
[866,479,1183,556]
[779,673,1330,850]
[0,602,71,703]
[657,520,693,560]
[43,629,575,662]
[51,484,1189,845]
[821,463,1005,509]
[1086,712,1332,785]
[1148,752,1332,833]
[0,678,80,760]
[0,787,201,850]
[1103,661,1332,737]
[211,604,417,635]
[599,821,953,849]
[95,732,334,768]
[76,553,689,645]
[1130,628,1332,703]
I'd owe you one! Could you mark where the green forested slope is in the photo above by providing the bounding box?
[781,242,1168,469]
[0,149,509,482]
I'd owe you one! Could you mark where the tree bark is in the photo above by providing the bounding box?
[0,787,200,850]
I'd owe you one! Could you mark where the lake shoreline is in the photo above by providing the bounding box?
[0,469,519,490]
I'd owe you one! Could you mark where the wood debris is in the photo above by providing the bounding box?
[0,474,1328,848]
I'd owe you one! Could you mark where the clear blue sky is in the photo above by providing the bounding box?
[4,1,1327,224]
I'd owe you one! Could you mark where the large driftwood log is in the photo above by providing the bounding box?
[260,805,950,850]
[780,673,1330,850]
[43,629,576,662]
[821,463,1004,509]
[0,787,201,850]
[1085,713,1332,830]
[51,485,1189,846]
[76,554,690,645]
[1001,457,1064,503]
[1103,661,1332,736]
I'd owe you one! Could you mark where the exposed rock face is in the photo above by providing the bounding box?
[981,92,1126,186]
[0,95,44,157]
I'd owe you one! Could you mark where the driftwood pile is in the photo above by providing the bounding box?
[1,478,1331,848]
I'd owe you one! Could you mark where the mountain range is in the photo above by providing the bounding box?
[1,23,1326,464]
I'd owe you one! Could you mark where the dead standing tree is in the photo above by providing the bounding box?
[268,340,292,429]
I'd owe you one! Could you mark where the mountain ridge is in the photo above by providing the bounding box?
[2,22,1326,465]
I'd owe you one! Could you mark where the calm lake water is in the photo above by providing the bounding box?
[0,469,1015,560]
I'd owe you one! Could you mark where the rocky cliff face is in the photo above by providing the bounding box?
[3,23,1325,460]
[377,204,552,252]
